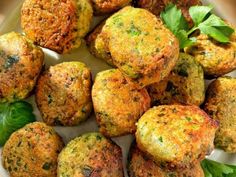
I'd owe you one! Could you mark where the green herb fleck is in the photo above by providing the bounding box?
[127,22,141,36]
[159,136,163,143]
[82,107,87,114]
[174,63,189,77]
[48,95,53,104]
[166,81,179,96]
[185,117,192,122]
[96,135,102,141]
[82,165,93,177]
[4,55,19,69]
[42,162,52,170]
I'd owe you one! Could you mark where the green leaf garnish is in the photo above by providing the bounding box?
[189,5,213,25]
[201,159,236,177]
[160,4,235,49]
[160,4,188,34]
[0,101,36,146]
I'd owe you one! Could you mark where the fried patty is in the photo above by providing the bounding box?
[95,6,179,88]
[85,21,114,66]
[135,105,218,168]
[92,69,150,137]
[185,32,236,78]
[204,77,236,153]
[21,0,93,54]
[91,0,131,15]
[147,53,205,106]
[58,132,124,177]
[0,32,44,103]
[136,0,201,24]
[2,122,64,177]
[36,62,92,126]
[128,142,204,177]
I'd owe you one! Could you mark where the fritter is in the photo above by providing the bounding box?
[92,69,150,137]
[95,6,179,88]
[136,0,201,24]
[204,77,236,153]
[58,132,124,177]
[136,105,218,168]
[0,32,44,103]
[21,0,93,54]
[36,62,92,126]
[128,142,204,177]
[86,21,114,66]
[147,53,205,106]
[2,122,64,177]
[91,0,131,15]
[185,32,236,77]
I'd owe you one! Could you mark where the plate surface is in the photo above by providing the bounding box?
[0,0,236,176]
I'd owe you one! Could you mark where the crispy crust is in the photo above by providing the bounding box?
[135,105,218,169]
[204,77,236,153]
[127,142,204,177]
[36,62,92,126]
[92,69,151,137]
[0,32,44,103]
[91,0,131,15]
[21,0,93,54]
[58,132,124,177]
[96,6,179,88]
[185,33,236,77]
[147,53,205,106]
[85,21,114,66]
[2,122,64,177]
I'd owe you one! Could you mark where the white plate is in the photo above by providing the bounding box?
[0,1,236,176]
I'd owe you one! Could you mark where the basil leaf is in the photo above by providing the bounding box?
[0,101,36,146]
[189,6,213,25]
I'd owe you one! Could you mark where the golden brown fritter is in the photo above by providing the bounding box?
[85,21,114,66]
[2,122,64,177]
[95,6,179,88]
[92,69,151,137]
[21,0,93,54]
[147,53,205,106]
[36,62,92,126]
[128,142,204,177]
[204,77,236,153]
[185,32,236,78]
[58,132,124,177]
[136,105,218,169]
[91,0,131,15]
[0,32,44,103]
[136,0,201,24]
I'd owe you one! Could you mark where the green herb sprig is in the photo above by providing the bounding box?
[0,101,36,146]
[201,159,236,177]
[160,4,235,49]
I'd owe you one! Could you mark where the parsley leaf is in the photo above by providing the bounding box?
[198,14,235,42]
[160,4,235,49]
[175,30,195,48]
[189,5,213,25]
[201,159,236,177]
[160,4,188,34]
